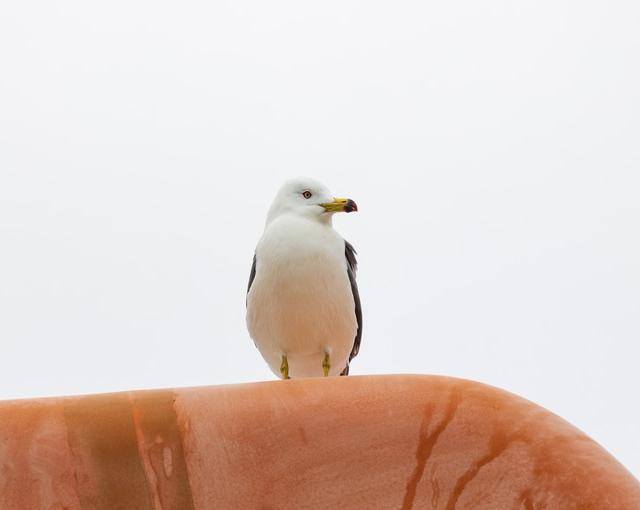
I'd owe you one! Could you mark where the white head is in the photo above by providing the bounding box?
[266,177,358,225]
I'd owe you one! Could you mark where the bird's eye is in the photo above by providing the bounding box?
[302,190,313,199]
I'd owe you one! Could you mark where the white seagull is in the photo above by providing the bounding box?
[246,178,362,379]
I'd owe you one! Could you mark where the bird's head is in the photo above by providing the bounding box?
[266,177,358,224]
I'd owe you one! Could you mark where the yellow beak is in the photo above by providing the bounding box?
[320,198,358,213]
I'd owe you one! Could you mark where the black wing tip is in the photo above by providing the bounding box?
[344,240,362,366]
[247,254,257,295]
[345,240,358,273]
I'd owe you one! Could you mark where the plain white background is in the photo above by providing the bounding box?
[1,0,638,477]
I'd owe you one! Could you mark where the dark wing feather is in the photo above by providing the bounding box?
[246,254,257,305]
[341,240,362,376]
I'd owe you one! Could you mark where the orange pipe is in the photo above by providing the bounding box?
[1,375,638,509]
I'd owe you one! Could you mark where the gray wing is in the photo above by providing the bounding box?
[246,254,257,304]
[341,240,362,376]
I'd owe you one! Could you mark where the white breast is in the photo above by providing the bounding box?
[246,215,357,378]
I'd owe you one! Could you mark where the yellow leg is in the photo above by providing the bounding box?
[322,352,331,377]
[280,355,290,379]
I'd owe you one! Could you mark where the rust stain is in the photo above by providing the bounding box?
[297,426,309,446]
[130,391,196,510]
[0,402,82,509]
[430,471,440,508]
[163,446,173,478]
[519,489,535,510]
[63,393,154,510]
[401,391,461,510]
[444,430,513,510]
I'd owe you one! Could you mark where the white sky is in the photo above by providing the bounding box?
[1,0,639,477]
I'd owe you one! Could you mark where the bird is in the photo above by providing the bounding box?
[246,178,362,379]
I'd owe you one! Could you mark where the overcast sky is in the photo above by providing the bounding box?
[1,0,639,477]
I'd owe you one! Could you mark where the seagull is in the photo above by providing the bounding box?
[246,178,362,379]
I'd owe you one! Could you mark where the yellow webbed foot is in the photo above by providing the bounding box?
[322,352,331,377]
[280,355,290,379]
